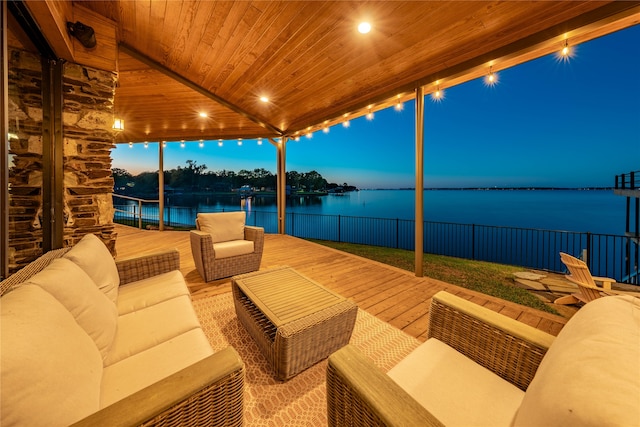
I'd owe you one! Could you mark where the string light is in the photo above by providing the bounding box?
[342,120,350,128]
[237,138,243,146]
[218,139,223,147]
[199,140,204,148]
[143,142,149,148]
[484,66,498,87]
[257,138,263,145]
[128,142,133,148]
[180,140,185,148]
[323,126,330,134]
[561,39,570,57]
[432,85,444,102]
[366,105,374,120]
[162,141,166,147]
[295,136,301,141]
[395,102,404,111]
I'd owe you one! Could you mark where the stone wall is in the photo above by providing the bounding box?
[8,48,117,273]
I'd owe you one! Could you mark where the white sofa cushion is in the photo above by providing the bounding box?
[116,270,190,316]
[25,258,118,360]
[63,233,120,304]
[388,338,524,427]
[101,329,213,407]
[198,211,246,243]
[1,285,102,427]
[105,295,203,366]
[213,239,255,259]
[514,295,640,427]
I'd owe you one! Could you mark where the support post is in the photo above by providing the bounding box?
[1,1,8,279]
[158,142,164,231]
[415,87,425,277]
[273,137,287,234]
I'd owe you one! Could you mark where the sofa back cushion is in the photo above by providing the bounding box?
[63,233,120,304]
[26,258,118,360]
[197,211,246,243]
[514,295,640,426]
[1,285,102,426]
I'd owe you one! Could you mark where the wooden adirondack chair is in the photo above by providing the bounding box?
[554,252,616,305]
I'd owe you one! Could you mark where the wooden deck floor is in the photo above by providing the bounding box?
[114,224,567,341]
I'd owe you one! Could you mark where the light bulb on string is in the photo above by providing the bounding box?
[484,66,498,87]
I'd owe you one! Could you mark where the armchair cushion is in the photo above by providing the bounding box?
[197,211,246,243]
[213,239,255,259]
[1,285,102,426]
[514,295,640,427]
[388,338,524,426]
[25,258,118,360]
[64,233,120,304]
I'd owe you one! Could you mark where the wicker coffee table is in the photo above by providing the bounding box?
[232,266,357,381]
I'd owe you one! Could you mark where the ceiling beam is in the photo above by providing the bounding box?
[118,43,284,137]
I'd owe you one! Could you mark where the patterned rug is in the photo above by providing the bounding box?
[192,292,421,426]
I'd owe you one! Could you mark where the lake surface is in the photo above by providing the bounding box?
[163,189,627,236]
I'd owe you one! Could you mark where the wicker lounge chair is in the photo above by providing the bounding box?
[190,211,264,281]
[326,290,640,427]
[554,251,617,305]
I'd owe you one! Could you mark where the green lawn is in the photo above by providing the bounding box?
[307,239,557,314]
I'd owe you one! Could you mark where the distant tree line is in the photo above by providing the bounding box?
[112,160,355,196]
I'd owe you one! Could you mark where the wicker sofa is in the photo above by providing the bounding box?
[1,234,245,427]
[190,211,264,281]
[327,290,640,427]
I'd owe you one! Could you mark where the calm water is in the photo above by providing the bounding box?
[163,189,626,236]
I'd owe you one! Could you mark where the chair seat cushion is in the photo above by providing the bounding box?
[198,211,246,243]
[105,295,203,366]
[101,329,213,407]
[387,338,524,427]
[116,270,190,316]
[514,295,640,427]
[1,285,103,426]
[213,239,254,259]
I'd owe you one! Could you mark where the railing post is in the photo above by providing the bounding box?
[585,232,592,267]
[138,200,142,229]
[615,174,619,189]
[396,218,399,249]
[631,171,636,190]
[471,224,476,260]
[338,215,341,242]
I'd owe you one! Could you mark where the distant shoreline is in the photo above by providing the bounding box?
[370,187,614,191]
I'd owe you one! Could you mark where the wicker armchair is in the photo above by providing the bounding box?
[190,212,264,281]
[326,291,556,427]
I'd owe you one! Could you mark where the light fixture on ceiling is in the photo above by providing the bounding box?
[180,140,185,148]
[358,22,371,34]
[260,96,269,103]
[143,142,149,148]
[257,138,263,145]
[218,139,223,147]
[366,106,374,121]
[395,102,404,111]
[295,136,301,141]
[306,132,313,139]
[199,140,204,148]
[199,112,208,118]
[342,120,350,128]
[162,141,167,147]
[238,138,243,146]
[128,142,133,148]
[112,117,124,132]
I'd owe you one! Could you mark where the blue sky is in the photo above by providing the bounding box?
[112,25,640,189]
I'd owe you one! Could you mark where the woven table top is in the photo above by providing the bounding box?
[234,267,347,327]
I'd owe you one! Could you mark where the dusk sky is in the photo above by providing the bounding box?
[112,25,640,189]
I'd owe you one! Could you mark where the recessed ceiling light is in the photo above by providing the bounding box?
[260,96,269,103]
[358,22,371,34]
[199,112,208,118]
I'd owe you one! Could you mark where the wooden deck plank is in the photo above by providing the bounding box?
[113,224,568,341]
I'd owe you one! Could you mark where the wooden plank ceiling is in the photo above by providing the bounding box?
[73,1,640,143]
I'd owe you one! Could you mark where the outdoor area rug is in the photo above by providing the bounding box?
[192,292,421,426]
